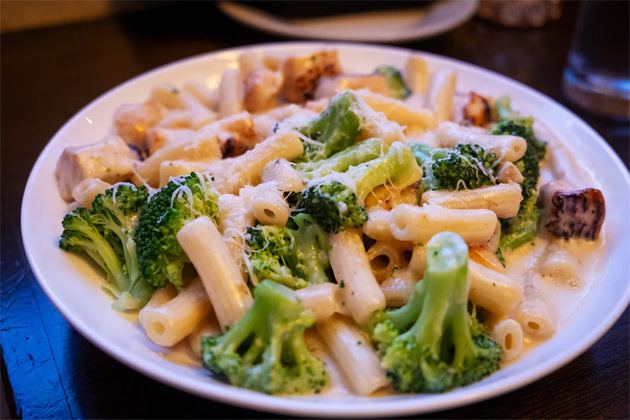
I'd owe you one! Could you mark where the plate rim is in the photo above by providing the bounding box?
[216,1,479,43]
[21,41,630,417]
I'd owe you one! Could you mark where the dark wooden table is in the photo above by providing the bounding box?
[2,2,629,419]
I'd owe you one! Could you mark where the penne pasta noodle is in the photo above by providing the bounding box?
[329,229,386,325]
[203,129,304,194]
[434,121,527,162]
[252,104,317,140]
[316,315,389,396]
[468,259,523,317]
[295,283,339,322]
[389,204,498,246]
[492,319,524,363]
[187,313,222,359]
[380,244,426,307]
[72,178,112,208]
[363,208,397,241]
[158,160,213,187]
[549,146,590,189]
[139,284,178,327]
[250,182,290,226]
[218,189,256,278]
[139,278,212,347]
[427,69,456,123]
[420,183,523,218]
[539,239,581,288]
[356,89,435,132]
[183,80,216,110]
[366,241,402,283]
[404,54,429,94]
[218,68,244,118]
[151,82,187,109]
[512,275,557,339]
[261,159,306,192]
[469,245,507,275]
[497,161,524,184]
[487,220,502,253]
[177,216,253,331]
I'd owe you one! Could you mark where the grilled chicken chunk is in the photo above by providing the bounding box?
[462,92,492,127]
[114,101,167,149]
[55,136,135,201]
[281,50,342,102]
[540,180,605,240]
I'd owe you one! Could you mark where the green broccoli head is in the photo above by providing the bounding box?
[135,172,219,289]
[300,142,422,233]
[201,280,328,395]
[367,232,502,393]
[245,214,331,288]
[374,66,412,99]
[60,184,154,310]
[299,181,368,234]
[410,143,498,192]
[295,90,362,162]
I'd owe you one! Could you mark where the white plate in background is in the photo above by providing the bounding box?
[217,1,478,43]
[21,42,630,417]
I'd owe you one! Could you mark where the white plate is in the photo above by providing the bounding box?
[21,42,630,418]
[217,1,478,43]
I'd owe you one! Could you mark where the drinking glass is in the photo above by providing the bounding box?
[562,0,630,118]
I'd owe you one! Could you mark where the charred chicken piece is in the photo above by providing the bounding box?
[541,180,605,240]
[462,92,492,127]
[281,50,342,103]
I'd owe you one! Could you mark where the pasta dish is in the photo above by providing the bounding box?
[54,49,606,397]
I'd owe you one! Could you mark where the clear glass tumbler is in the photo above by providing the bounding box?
[562,0,630,118]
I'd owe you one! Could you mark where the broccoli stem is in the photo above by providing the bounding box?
[297,138,388,181]
[79,223,129,292]
[348,143,422,201]
[406,232,469,352]
[293,215,330,285]
[384,280,426,330]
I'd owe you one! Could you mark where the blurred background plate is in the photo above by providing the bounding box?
[217,1,478,42]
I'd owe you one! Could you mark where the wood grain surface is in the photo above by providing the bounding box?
[1,2,628,419]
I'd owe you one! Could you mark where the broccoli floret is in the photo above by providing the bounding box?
[366,232,502,393]
[409,143,498,192]
[201,280,328,395]
[294,90,362,162]
[374,66,412,99]
[245,214,330,289]
[300,142,423,233]
[59,184,154,310]
[492,97,547,251]
[296,138,388,181]
[135,172,219,289]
